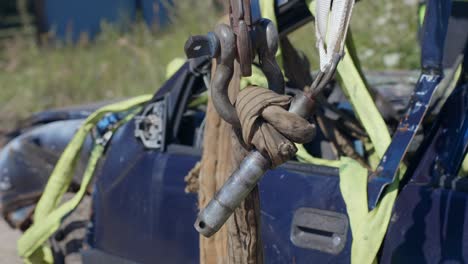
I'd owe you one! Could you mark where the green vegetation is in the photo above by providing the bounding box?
[0,0,419,130]
[289,0,420,69]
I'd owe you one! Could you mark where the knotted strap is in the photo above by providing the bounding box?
[235,87,315,167]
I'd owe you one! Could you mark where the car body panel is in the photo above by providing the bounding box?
[90,119,354,263]
[91,121,200,264]
[381,184,468,263]
[0,120,93,214]
[2,1,468,263]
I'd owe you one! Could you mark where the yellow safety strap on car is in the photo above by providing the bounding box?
[166,57,211,108]
[165,57,186,80]
[305,2,403,263]
[419,3,426,26]
[259,0,280,58]
[188,92,209,108]
[253,1,397,263]
[339,157,403,264]
[295,144,341,167]
[240,63,270,90]
[306,0,391,160]
[420,1,468,176]
[18,95,152,264]
[252,0,390,167]
[460,156,468,176]
[241,0,283,89]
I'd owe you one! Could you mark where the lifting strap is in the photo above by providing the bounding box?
[253,0,390,164]
[17,95,152,264]
[315,0,355,71]
[255,1,393,263]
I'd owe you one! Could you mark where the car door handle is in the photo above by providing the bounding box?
[290,207,348,255]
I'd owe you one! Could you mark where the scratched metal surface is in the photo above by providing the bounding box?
[367,73,443,208]
[366,0,452,209]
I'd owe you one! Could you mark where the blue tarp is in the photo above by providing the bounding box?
[40,0,171,42]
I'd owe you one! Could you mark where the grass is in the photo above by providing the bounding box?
[0,0,419,130]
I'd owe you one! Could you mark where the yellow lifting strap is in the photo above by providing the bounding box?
[165,57,186,80]
[253,0,391,162]
[17,95,153,264]
[306,2,400,263]
[255,1,397,263]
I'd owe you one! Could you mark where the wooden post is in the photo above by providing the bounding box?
[198,62,263,264]
[197,75,229,263]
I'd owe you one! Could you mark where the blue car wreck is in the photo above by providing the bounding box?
[1,0,468,263]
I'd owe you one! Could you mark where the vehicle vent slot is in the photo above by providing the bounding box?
[296,225,334,238]
[290,207,348,255]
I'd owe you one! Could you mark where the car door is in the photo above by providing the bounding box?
[87,62,204,264]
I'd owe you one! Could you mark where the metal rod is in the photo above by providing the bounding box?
[194,92,315,237]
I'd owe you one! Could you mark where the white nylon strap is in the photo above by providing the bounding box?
[315,0,355,71]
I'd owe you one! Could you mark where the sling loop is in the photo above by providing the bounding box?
[254,1,393,263]
[315,0,355,71]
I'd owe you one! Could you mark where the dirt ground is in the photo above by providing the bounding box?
[0,220,22,263]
